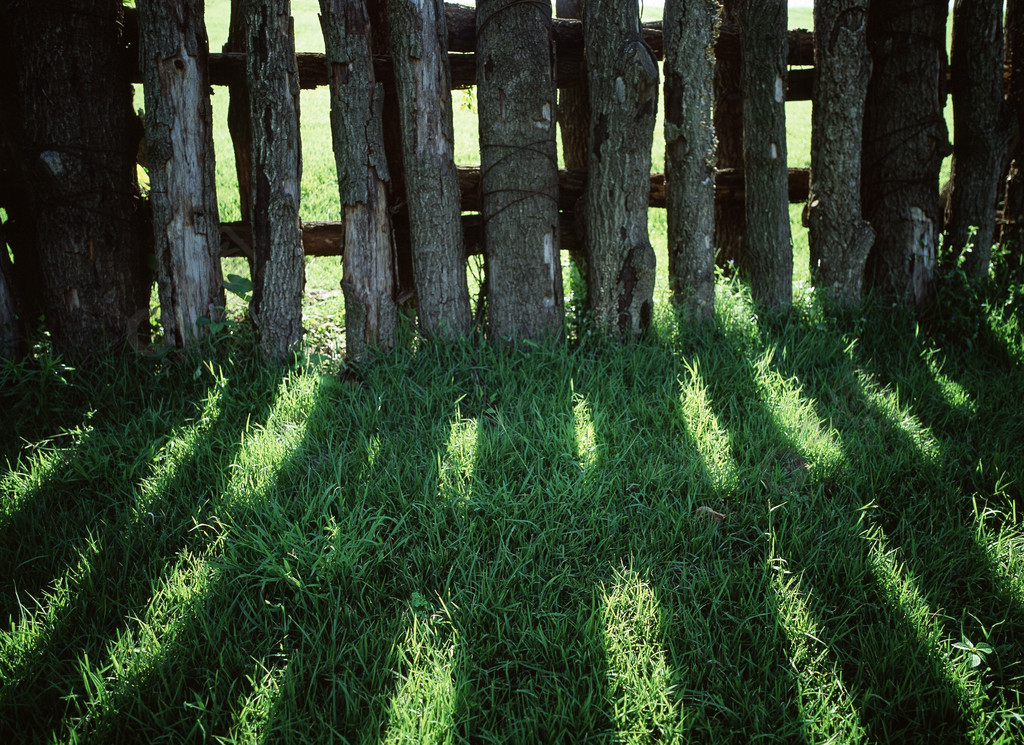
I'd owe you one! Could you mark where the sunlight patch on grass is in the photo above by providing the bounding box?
[600,562,685,742]
[865,524,990,735]
[438,416,478,504]
[770,573,868,744]
[571,391,598,474]
[382,612,460,743]
[677,358,738,498]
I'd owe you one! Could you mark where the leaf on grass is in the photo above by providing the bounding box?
[696,505,726,522]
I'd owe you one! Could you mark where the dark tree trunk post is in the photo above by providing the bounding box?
[807,0,874,306]
[663,0,718,322]
[740,0,792,307]
[477,0,563,340]
[714,0,746,273]
[138,0,225,347]
[2,0,151,358]
[320,0,398,357]
[245,0,305,361]
[387,0,471,339]
[556,0,588,273]
[367,1,416,304]
[945,0,1004,278]
[999,0,1023,267]
[583,0,659,335]
[556,0,588,170]
[862,0,949,306]
[0,222,21,358]
[225,0,253,225]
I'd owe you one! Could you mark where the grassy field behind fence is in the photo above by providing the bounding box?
[3,3,1022,743]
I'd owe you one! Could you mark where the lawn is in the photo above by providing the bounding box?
[4,2,1022,743]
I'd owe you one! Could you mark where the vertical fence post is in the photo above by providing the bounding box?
[740,0,792,308]
[807,0,874,306]
[320,0,398,357]
[138,0,226,346]
[245,0,305,360]
[477,0,563,340]
[583,0,659,335]
[387,0,471,339]
[664,0,719,321]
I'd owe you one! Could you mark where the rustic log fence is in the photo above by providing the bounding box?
[2,1,1019,360]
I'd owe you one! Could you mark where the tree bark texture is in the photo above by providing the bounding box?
[740,0,792,307]
[139,0,226,347]
[225,0,253,225]
[477,0,563,340]
[945,0,1004,278]
[368,2,416,305]
[556,0,589,170]
[663,0,718,321]
[999,0,1023,265]
[807,0,874,306]
[321,0,398,357]
[862,0,949,306]
[583,0,659,335]
[387,0,471,339]
[556,0,588,271]
[714,0,746,273]
[0,0,151,358]
[0,222,21,358]
[246,0,305,361]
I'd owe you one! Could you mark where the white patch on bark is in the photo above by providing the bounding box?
[543,230,556,306]
[775,74,784,103]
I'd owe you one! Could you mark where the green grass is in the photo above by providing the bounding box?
[7,11,1012,739]
[2,275,1023,743]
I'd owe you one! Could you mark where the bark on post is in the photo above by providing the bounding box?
[477,0,563,340]
[556,0,588,171]
[862,0,949,306]
[663,0,718,322]
[556,0,588,272]
[387,0,471,339]
[225,0,253,225]
[583,0,659,335]
[245,0,305,361]
[945,0,1005,278]
[807,0,874,306]
[0,0,151,358]
[320,0,398,357]
[1002,0,1024,266]
[714,0,746,272]
[0,222,21,358]
[138,0,225,346]
[740,0,792,307]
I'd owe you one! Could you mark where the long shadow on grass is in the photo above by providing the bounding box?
[776,308,1024,737]
[695,304,975,744]
[0,351,283,743]
[574,328,814,742]
[83,343,484,741]
[441,341,618,742]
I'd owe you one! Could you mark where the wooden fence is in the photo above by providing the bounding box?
[122,4,815,262]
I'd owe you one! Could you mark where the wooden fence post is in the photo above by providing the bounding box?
[138,0,226,346]
[387,0,471,339]
[714,0,746,273]
[946,0,1006,278]
[320,0,398,357]
[477,0,563,340]
[245,0,305,360]
[740,0,792,308]
[0,221,20,359]
[583,0,659,335]
[862,0,949,307]
[225,0,253,227]
[1002,0,1024,266]
[807,0,874,306]
[664,0,718,321]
